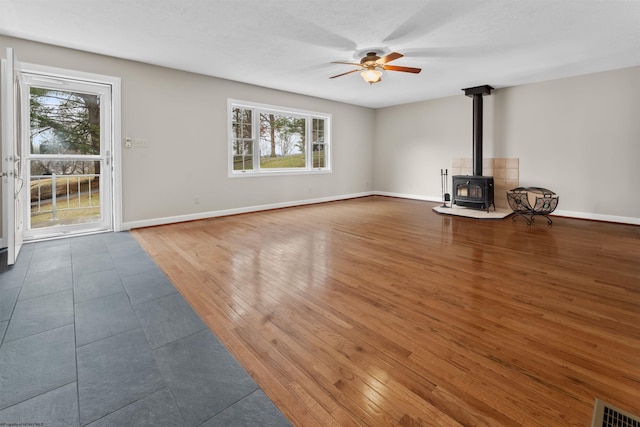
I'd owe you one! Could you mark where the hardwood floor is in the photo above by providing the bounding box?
[131,196,640,427]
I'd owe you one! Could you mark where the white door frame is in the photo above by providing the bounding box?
[20,62,123,236]
[23,73,113,239]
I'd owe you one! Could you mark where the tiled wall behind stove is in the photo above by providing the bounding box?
[451,158,519,209]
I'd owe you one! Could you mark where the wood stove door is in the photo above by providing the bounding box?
[456,183,483,200]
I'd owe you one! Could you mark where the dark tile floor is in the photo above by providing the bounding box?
[0,232,292,427]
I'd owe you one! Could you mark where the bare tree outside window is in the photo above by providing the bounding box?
[29,87,101,227]
[259,113,305,168]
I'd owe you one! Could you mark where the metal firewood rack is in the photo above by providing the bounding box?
[506,187,559,225]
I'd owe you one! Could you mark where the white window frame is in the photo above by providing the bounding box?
[228,99,331,177]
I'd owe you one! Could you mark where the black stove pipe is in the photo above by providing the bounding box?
[463,85,493,176]
[472,94,483,176]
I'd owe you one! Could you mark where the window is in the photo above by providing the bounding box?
[312,118,327,168]
[232,107,253,171]
[229,100,330,175]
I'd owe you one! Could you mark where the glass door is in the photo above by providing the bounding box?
[22,74,113,240]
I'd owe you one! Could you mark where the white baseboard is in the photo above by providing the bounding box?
[378,192,640,225]
[552,209,640,225]
[374,191,442,203]
[121,191,639,230]
[122,191,375,230]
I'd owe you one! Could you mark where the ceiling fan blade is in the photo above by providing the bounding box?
[377,52,403,64]
[331,61,363,66]
[383,65,422,74]
[329,69,361,79]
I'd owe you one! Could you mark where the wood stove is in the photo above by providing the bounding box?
[452,175,494,212]
[451,85,495,213]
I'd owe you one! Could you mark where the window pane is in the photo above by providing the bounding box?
[313,144,326,168]
[242,124,252,139]
[259,113,306,169]
[233,155,253,170]
[312,118,327,169]
[30,87,100,155]
[233,140,253,171]
[232,108,252,139]
[313,118,325,143]
[233,140,252,155]
[30,159,101,228]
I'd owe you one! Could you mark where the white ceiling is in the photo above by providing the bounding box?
[1,0,639,108]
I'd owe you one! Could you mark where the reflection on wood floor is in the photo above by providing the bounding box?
[132,196,640,427]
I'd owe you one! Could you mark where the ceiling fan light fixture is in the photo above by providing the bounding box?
[361,69,382,84]
[330,51,419,83]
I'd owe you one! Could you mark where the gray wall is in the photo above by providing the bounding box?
[1,36,376,230]
[375,66,640,222]
[2,36,638,233]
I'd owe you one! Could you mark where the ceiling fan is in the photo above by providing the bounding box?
[329,51,421,84]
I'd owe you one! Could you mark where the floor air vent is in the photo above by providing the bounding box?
[592,399,640,427]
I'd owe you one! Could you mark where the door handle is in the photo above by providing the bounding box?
[15,174,24,195]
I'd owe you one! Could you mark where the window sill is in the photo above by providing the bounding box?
[228,169,332,178]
